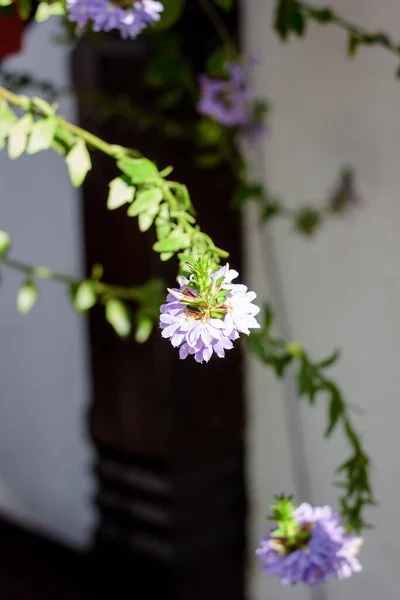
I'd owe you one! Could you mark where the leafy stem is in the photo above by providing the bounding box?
[275,0,400,70]
[0,86,123,158]
[247,304,375,532]
[0,254,144,300]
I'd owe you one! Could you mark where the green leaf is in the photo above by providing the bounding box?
[31,96,55,116]
[246,335,268,363]
[107,177,135,210]
[105,299,131,337]
[325,396,342,437]
[232,182,264,208]
[90,263,103,280]
[117,158,158,184]
[73,282,96,312]
[263,303,274,330]
[17,0,32,19]
[291,8,305,35]
[35,0,65,22]
[308,7,333,23]
[0,231,11,257]
[206,48,229,77]
[213,0,233,11]
[138,209,158,232]
[160,251,174,261]
[316,349,340,369]
[273,354,293,377]
[66,140,92,187]
[127,188,163,217]
[153,234,188,253]
[197,119,223,145]
[274,0,306,41]
[286,341,304,358]
[159,166,173,177]
[347,34,360,58]
[26,117,57,154]
[8,114,33,159]
[0,0,13,6]
[135,315,153,343]
[155,203,172,240]
[17,281,38,314]
[297,365,312,395]
[150,0,185,31]
[195,153,223,169]
[0,100,17,149]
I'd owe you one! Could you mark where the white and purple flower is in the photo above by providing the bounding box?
[66,0,163,38]
[256,503,363,587]
[159,264,260,363]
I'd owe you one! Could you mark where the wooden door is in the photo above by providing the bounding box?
[72,8,246,598]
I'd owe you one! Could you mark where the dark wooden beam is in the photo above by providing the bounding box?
[71,12,246,598]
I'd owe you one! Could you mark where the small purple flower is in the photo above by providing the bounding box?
[197,63,249,127]
[256,503,363,587]
[160,265,260,363]
[66,0,163,38]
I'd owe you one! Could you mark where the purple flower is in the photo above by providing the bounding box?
[197,63,251,127]
[160,265,260,363]
[66,0,163,38]
[256,503,363,587]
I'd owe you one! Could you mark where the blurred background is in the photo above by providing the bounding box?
[1,0,400,599]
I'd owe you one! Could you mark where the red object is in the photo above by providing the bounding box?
[0,15,24,59]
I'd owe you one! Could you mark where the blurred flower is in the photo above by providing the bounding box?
[66,0,163,38]
[256,501,363,587]
[197,62,265,139]
[160,262,260,363]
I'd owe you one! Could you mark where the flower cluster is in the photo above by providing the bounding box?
[159,260,260,363]
[256,498,363,587]
[66,0,163,38]
[197,62,264,139]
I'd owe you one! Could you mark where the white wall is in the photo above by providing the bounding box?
[244,1,400,599]
[0,20,95,548]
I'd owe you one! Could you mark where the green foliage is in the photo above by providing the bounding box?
[0,100,17,149]
[35,0,65,22]
[8,114,33,159]
[0,231,11,257]
[135,314,153,343]
[268,496,301,542]
[107,177,135,210]
[127,188,163,217]
[274,0,307,41]
[66,140,92,187]
[27,117,57,154]
[72,282,97,312]
[17,280,38,314]
[17,0,31,19]
[153,234,189,253]
[212,0,234,11]
[0,0,378,535]
[105,299,132,337]
[118,158,159,184]
[149,0,185,31]
[293,206,322,236]
[247,304,375,532]
[206,48,230,77]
